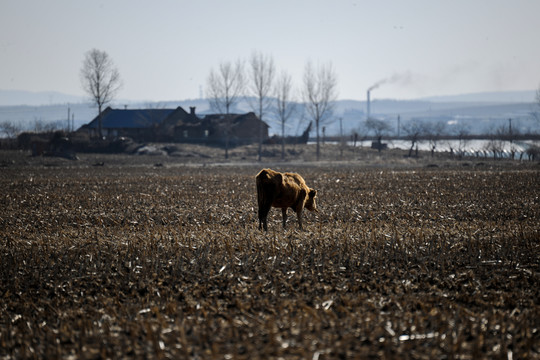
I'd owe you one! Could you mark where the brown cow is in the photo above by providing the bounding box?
[256,168,317,231]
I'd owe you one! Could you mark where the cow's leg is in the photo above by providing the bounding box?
[282,208,287,228]
[258,204,271,231]
[294,190,307,230]
[296,209,303,230]
[295,205,305,230]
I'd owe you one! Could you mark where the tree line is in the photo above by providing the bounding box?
[205,52,337,160]
[77,49,338,161]
[2,48,540,161]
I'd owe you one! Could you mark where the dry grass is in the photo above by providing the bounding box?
[0,149,538,359]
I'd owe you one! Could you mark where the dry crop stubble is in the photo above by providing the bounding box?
[0,163,538,358]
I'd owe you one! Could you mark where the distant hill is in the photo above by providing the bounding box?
[421,90,537,103]
[0,90,88,106]
[1,88,537,107]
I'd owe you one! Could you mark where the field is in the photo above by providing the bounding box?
[0,147,539,359]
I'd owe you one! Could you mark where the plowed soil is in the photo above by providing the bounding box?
[1,149,539,359]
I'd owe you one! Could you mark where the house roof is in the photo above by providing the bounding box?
[81,107,270,140]
[202,112,269,128]
[86,108,176,129]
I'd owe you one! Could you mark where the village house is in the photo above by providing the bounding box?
[79,106,269,145]
[175,112,269,146]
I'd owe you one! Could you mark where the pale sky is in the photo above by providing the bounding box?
[1,0,539,103]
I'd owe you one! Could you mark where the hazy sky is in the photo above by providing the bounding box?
[2,0,539,102]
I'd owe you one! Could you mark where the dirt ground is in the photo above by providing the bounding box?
[0,146,538,359]
[0,142,535,170]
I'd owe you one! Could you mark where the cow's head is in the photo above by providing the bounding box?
[305,189,318,212]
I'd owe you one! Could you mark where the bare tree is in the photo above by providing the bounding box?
[425,120,447,157]
[33,118,63,133]
[365,118,391,138]
[247,52,275,161]
[206,60,244,159]
[364,118,391,152]
[0,121,21,139]
[486,125,506,159]
[80,49,122,138]
[488,119,520,160]
[302,61,338,160]
[275,70,296,160]
[402,119,425,157]
[534,84,540,121]
[454,122,470,158]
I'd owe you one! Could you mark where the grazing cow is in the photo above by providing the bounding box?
[256,168,317,231]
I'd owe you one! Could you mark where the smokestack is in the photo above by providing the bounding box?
[366,90,371,120]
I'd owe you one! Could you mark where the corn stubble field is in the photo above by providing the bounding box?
[0,150,539,359]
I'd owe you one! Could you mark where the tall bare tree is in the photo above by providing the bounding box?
[275,70,296,160]
[80,49,121,138]
[0,121,20,139]
[425,120,447,157]
[302,61,338,160]
[206,60,244,158]
[454,122,471,158]
[402,120,425,158]
[247,52,275,161]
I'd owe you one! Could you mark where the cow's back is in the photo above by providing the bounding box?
[272,172,306,208]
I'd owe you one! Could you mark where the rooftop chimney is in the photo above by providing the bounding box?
[189,106,196,115]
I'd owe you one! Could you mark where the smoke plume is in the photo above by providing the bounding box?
[368,71,413,92]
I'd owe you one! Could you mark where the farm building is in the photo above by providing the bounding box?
[79,106,269,145]
[176,112,269,146]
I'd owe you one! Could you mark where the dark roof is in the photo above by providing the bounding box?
[87,108,176,129]
[202,112,269,127]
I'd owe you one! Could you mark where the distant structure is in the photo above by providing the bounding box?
[265,121,312,145]
[78,106,269,146]
[366,89,371,120]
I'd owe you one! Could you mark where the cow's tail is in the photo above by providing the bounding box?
[256,170,275,230]
[256,169,270,209]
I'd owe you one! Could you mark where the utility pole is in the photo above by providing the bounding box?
[67,107,71,132]
[339,117,343,158]
[508,118,513,144]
